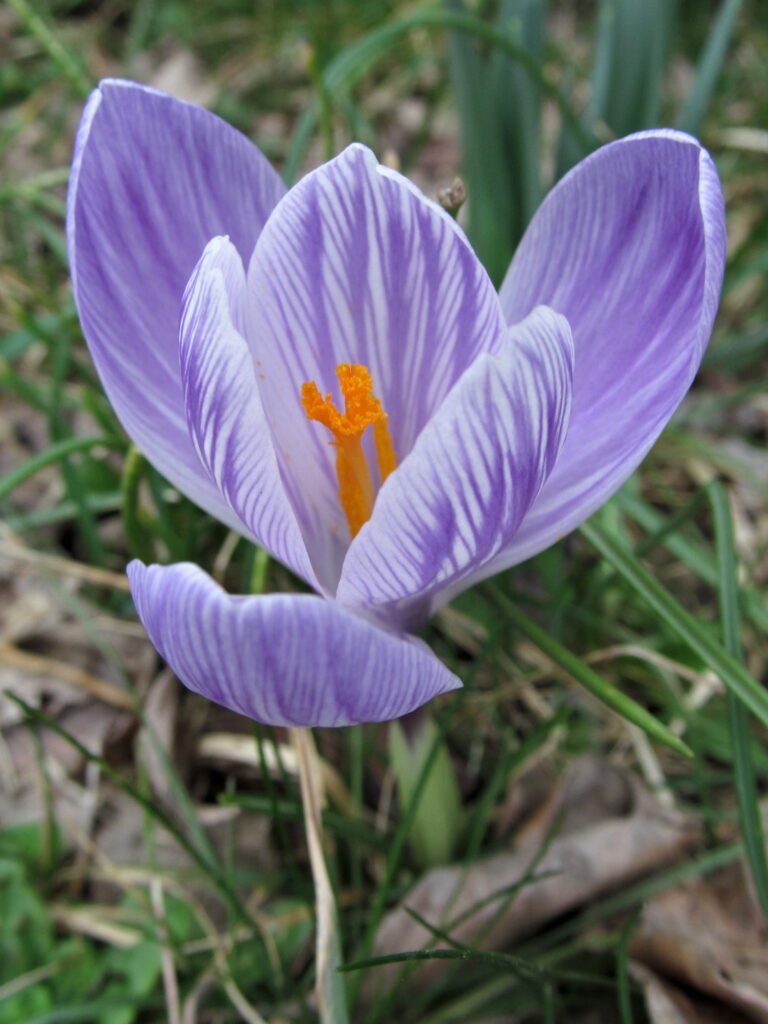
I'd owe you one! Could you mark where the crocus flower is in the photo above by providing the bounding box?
[68,80,725,727]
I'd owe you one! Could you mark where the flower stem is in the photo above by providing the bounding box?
[288,727,349,1024]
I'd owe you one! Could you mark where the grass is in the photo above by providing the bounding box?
[2,0,768,1021]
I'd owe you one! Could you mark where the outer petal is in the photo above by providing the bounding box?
[128,562,461,727]
[337,307,573,627]
[179,237,317,587]
[246,143,506,577]
[494,130,726,567]
[67,79,286,530]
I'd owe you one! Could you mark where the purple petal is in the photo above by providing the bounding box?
[128,561,461,727]
[67,79,286,529]
[246,144,506,569]
[337,307,573,626]
[179,237,317,587]
[494,130,726,567]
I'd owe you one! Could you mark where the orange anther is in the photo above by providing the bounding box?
[301,363,397,537]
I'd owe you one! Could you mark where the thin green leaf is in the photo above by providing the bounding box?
[0,436,125,503]
[445,0,548,277]
[21,996,155,1024]
[284,8,594,190]
[492,0,546,228]
[252,722,303,894]
[343,946,542,980]
[615,489,768,633]
[402,904,467,951]
[121,445,157,563]
[47,330,106,565]
[581,519,768,731]
[677,0,743,135]
[5,491,122,531]
[591,0,676,136]
[707,480,768,920]
[462,710,567,863]
[4,693,266,942]
[633,487,708,558]
[350,702,463,1010]
[445,0,512,281]
[486,587,692,757]
[6,0,92,98]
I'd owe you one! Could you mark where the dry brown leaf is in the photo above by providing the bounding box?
[148,51,216,107]
[137,668,179,803]
[634,964,698,1024]
[514,755,634,847]
[91,787,275,906]
[0,527,131,592]
[0,700,128,840]
[51,904,143,949]
[1,643,134,711]
[631,871,768,1023]
[367,759,697,998]
[632,962,754,1024]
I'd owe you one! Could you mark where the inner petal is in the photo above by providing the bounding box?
[245,143,506,590]
[337,307,574,627]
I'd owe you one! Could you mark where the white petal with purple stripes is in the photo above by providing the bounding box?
[67,79,286,531]
[129,561,461,727]
[490,130,726,569]
[337,307,573,626]
[180,237,316,587]
[246,143,506,578]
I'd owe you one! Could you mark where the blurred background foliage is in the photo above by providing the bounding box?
[2,0,768,1022]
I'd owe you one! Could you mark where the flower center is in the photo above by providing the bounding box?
[301,363,397,538]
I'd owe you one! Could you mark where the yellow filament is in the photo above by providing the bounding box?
[301,363,397,537]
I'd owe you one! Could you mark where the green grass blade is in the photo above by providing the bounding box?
[462,709,567,864]
[0,436,125,502]
[251,722,303,893]
[6,0,92,98]
[120,445,157,563]
[486,588,691,756]
[677,0,743,135]
[46,329,106,565]
[491,0,547,230]
[21,996,156,1024]
[707,480,768,920]
[615,489,768,633]
[445,0,513,282]
[344,946,542,980]
[591,0,676,136]
[633,487,708,558]
[5,491,122,531]
[285,8,594,200]
[351,703,463,1013]
[580,519,768,730]
[707,483,743,661]
[445,0,548,276]
[4,692,283,985]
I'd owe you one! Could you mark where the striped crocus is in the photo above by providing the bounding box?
[68,80,725,727]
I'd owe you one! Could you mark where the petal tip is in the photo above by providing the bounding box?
[126,558,147,583]
[96,77,170,103]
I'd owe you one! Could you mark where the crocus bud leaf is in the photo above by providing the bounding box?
[388,710,463,868]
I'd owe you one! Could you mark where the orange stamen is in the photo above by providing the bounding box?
[301,363,397,538]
